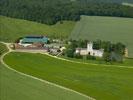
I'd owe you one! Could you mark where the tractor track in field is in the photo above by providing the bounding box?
[1,41,133,100]
[12,50,133,69]
[0,42,95,100]
[1,42,133,69]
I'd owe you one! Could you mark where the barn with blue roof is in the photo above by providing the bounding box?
[21,36,48,44]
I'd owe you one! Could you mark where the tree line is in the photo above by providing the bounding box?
[64,40,126,63]
[0,0,133,25]
[76,0,133,4]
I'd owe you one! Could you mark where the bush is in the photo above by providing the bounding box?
[87,55,96,60]
[65,49,74,58]
[103,52,111,62]
[15,37,23,43]
[74,53,83,59]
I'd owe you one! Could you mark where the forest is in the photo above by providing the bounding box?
[0,0,133,25]
[76,0,133,3]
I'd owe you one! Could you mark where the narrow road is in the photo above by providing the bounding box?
[13,49,133,69]
[1,41,133,100]
[0,42,95,100]
[1,41,133,69]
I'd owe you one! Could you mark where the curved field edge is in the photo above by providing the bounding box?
[3,52,133,100]
[0,43,8,55]
[0,16,75,42]
[0,64,90,100]
[70,15,133,58]
[59,56,133,68]
[0,44,90,100]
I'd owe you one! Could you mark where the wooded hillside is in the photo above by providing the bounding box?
[0,0,133,25]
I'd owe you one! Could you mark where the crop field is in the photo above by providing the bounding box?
[122,2,133,7]
[70,16,133,58]
[0,43,87,100]
[0,43,8,56]
[4,52,133,100]
[60,56,133,67]
[0,64,89,100]
[0,16,75,42]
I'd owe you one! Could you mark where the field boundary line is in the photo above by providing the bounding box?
[1,41,133,69]
[13,50,133,69]
[0,43,95,100]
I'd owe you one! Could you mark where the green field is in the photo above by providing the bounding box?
[60,56,133,67]
[122,2,133,7]
[70,16,133,58]
[0,43,88,100]
[0,16,75,42]
[4,52,133,100]
[0,43,8,56]
[0,64,89,100]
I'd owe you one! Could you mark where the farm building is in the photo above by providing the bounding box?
[76,42,104,57]
[18,36,48,47]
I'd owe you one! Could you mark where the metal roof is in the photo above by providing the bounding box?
[22,37,48,43]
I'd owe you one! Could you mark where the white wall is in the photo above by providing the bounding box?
[87,43,93,52]
[18,39,32,47]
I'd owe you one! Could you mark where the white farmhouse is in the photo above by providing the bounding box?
[75,42,104,57]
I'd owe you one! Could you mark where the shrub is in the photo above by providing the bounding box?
[87,55,96,60]
[74,53,83,59]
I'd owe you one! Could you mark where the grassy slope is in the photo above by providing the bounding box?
[4,52,133,100]
[122,2,133,7]
[70,16,133,58]
[0,43,87,100]
[0,16,75,42]
[60,56,133,67]
[0,64,88,100]
[0,43,8,56]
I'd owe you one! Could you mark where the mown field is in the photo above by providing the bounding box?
[0,43,8,56]
[122,2,133,7]
[0,64,88,100]
[60,56,133,67]
[0,43,88,100]
[4,52,133,100]
[70,16,133,58]
[0,16,75,42]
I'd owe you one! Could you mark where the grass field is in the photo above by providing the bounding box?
[0,16,75,42]
[0,43,8,56]
[60,56,133,67]
[4,52,133,100]
[0,64,89,100]
[0,43,88,100]
[122,2,133,7]
[70,16,133,58]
